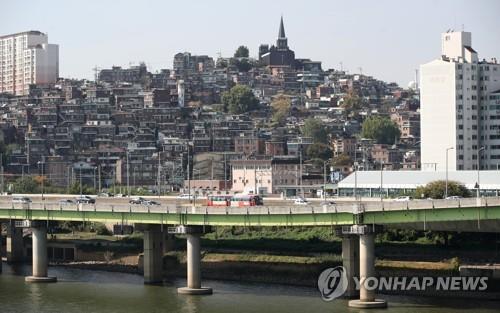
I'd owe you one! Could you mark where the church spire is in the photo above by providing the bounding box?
[278,15,286,38]
[276,16,288,49]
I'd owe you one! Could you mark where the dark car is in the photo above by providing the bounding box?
[144,200,160,206]
[76,196,96,204]
[129,197,145,204]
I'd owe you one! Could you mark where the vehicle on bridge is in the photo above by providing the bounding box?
[230,194,263,207]
[12,196,32,204]
[129,197,146,204]
[76,195,96,204]
[207,194,263,207]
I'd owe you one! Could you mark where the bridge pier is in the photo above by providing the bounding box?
[143,224,164,284]
[176,226,212,295]
[348,231,386,309]
[342,235,359,298]
[0,223,3,273]
[6,220,24,263]
[25,224,57,283]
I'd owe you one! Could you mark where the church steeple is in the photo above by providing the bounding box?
[276,16,288,50]
[278,16,286,38]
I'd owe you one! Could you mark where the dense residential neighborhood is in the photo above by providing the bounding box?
[1,17,499,199]
[0,18,420,197]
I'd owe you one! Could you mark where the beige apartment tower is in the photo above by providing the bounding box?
[0,31,59,96]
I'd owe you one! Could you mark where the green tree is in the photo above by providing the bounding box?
[415,180,471,199]
[234,45,249,58]
[332,153,353,166]
[306,143,333,160]
[270,95,291,126]
[12,176,39,193]
[221,85,259,114]
[361,116,401,144]
[302,118,328,144]
[341,90,362,117]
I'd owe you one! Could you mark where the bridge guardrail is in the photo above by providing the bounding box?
[1,197,500,215]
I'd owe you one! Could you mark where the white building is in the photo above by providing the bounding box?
[0,31,59,96]
[420,31,500,171]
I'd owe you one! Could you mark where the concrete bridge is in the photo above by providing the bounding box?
[1,196,500,308]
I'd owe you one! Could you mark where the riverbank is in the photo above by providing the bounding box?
[49,250,500,300]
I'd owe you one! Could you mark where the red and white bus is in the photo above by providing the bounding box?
[206,195,232,206]
[207,194,263,207]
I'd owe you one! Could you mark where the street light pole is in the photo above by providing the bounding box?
[126,150,130,198]
[157,151,161,199]
[445,147,454,199]
[380,161,384,202]
[38,160,44,200]
[323,160,327,201]
[79,163,83,197]
[477,146,485,198]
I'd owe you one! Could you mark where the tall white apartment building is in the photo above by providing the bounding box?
[420,31,500,171]
[0,31,59,96]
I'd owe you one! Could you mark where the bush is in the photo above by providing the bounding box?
[95,223,112,236]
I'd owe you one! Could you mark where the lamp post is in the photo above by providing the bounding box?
[477,146,485,198]
[323,160,330,201]
[353,162,358,200]
[445,147,454,199]
[126,150,130,198]
[79,163,83,197]
[380,161,384,202]
[37,159,44,201]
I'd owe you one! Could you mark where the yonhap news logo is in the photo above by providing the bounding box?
[317,266,348,301]
[317,267,489,301]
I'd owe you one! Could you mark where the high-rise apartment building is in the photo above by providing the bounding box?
[420,31,500,171]
[0,31,59,96]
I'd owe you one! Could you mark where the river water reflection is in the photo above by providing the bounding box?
[0,262,498,313]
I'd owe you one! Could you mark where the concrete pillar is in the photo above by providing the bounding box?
[0,223,3,274]
[177,228,212,295]
[342,235,359,298]
[348,233,386,308]
[187,234,201,289]
[25,226,57,283]
[143,225,163,284]
[6,221,24,263]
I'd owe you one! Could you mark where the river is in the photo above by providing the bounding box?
[0,262,499,313]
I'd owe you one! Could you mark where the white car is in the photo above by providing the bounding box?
[395,196,413,202]
[294,197,309,205]
[176,194,196,200]
[12,196,32,203]
[445,196,462,200]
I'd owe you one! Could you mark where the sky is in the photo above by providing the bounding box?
[2,0,500,86]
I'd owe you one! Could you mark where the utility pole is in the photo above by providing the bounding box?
[0,153,3,195]
[300,148,304,198]
[98,164,101,193]
[323,160,327,201]
[157,151,161,199]
[223,153,227,192]
[126,150,130,197]
[187,143,191,203]
[79,163,83,196]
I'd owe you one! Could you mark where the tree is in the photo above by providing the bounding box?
[306,143,333,160]
[270,95,291,126]
[361,116,401,144]
[234,45,249,58]
[341,90,362,117]
[332,153,353,166]
[415,180,471,199]
[302,118,328,144]
[221,85,259,114]
[12,177,39,193]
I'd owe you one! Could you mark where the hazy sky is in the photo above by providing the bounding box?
[2,0,500,86]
